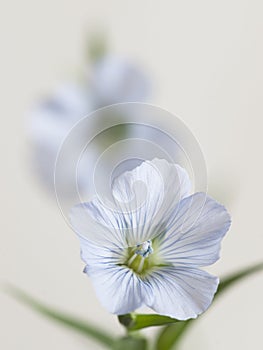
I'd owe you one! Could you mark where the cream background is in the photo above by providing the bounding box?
[1,0,263,349]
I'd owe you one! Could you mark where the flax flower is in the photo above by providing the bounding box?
[70,158,231,320]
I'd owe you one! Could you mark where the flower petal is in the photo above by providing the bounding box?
[85,263,143,314]
[143,266,219,320]
[77,235,124,266]
[70,159,191,248]
[78,235,143,314]
[70,199,128,248]
[112,158,192,244]
[158,193,231,267]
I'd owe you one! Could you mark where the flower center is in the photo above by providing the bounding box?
[121,240,157,277]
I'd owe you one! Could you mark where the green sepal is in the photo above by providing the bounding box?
[118,313,179,331]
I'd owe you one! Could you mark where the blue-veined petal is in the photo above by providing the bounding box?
[70,159,191,248]
[158,193,231,267]
[77,223,143,314]
[85,263,143,314]
[111,158,191,245]
[70,198,130,248]
[142,266,219,320]
[78,235,124,266]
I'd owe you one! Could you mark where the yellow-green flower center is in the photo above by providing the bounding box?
[120,239,164,278]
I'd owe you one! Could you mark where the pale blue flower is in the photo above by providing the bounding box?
[90,55,150,107]
[70,159,231,320]
[28,57,151,197]
[28,83,93,195]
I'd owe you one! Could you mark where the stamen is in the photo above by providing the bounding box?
[127,253,137,266]
[137,256,145,274]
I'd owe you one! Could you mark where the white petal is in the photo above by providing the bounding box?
[70,199,128,248]
[158,193,231,266]
[143,266,219,320]
[78,235,124,266]
[85,263,143,314]
[112,158,191,244]
[78,235,143,314]
[70,159,191,247]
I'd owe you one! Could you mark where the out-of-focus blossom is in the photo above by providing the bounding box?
[70,159,231,320]
[90,55,150,107]
[28,52,151,198]
[29,83,93,193]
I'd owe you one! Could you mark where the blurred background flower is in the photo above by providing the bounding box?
[27,35,152,199]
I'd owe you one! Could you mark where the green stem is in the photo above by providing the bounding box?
[112,334,148,350]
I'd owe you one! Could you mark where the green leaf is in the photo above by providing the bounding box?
[113,335,148,350]
[216,262,263,296]
[155,262,263,350]
[5,285,115,348]
[118,313,179,331]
